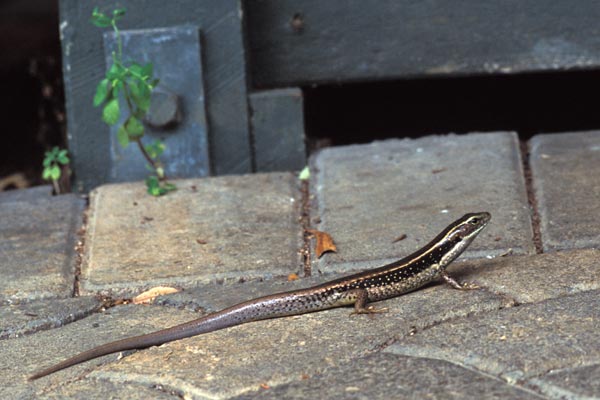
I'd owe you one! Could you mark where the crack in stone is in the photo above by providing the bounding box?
[72,199,90,297]
[149,382,186,399]
[1,299,105,340]
[299,178,313,277]
[519,138,544,254]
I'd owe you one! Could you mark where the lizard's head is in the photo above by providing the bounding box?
[449,212,491,241]
[435,212,491,267]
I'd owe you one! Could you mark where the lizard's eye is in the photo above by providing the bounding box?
[469,217,480,225]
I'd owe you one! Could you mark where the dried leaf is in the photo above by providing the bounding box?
[287,273,299,281]
[133,286,179,304]
[392,233,407,243]
[307,229,337,258]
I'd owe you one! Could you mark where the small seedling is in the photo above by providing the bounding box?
[42,147,69,194]
[91,7,176,196]
[298,166,310,180]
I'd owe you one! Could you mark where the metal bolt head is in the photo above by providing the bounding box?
[144,90,181,129]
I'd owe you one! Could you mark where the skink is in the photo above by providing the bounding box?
[30,212,490,380]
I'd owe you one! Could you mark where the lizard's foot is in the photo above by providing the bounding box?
[456,281,480,290]
[441,271,480,290]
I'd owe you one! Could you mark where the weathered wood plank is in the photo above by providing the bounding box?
[250,88,306,172]
[246,0,600,88]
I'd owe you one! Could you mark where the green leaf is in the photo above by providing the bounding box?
[129,63,143,77]
[91,8,112,28]
[49,165,61,180]
[129,79,141,101]
[145,140,165,159]
[141,63,153,79]
[113,8,126,18]
[132,86,151,112]
[145,176,161,196]
[117,125,129,148]
[125,116,144,138]
[107,63,126,80]
[145,176,176,196]
[129,62,143,79]
[112,80,124,97]
[93,78,111,106]
[42,167,52,180]
[42,156,52,167]
[57,154,70,165]
[149,78,160,89]
[102,98,120,125]
[163,182,177,192]
[139,80,151,97]
[298,166,310,180]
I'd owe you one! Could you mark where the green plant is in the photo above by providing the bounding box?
[298,166,310,180]
[91,7,176,196]
[42,146,69,194]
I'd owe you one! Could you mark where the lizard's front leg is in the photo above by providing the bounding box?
[340,288,388,315]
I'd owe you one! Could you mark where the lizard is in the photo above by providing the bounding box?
[29,212,490,380]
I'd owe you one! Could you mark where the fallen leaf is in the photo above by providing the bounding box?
[392,233,407,243]
[196,238,208,244]
[133,286,180,304]
[288,273,299,281]
[260,383,270,390]
[307,229,337,258]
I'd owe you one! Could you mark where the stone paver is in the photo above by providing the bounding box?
[1,303,196,397]
[529,364,600,400]
[385,290,600,383]
[232,353,544,400]
[36,378,181,400]
[82,173,303,297]
[0,188,85,304]
[451,248,600,304]
[530,131,600,252]
[310,132,534,275]
[3,128,600,399]
[0,296,101,340]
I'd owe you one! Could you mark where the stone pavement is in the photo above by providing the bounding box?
[1,131,599,399]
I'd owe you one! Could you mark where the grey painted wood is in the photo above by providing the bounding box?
[250,89,306,172]
[59,0,251,192]
[246,0,600,88]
